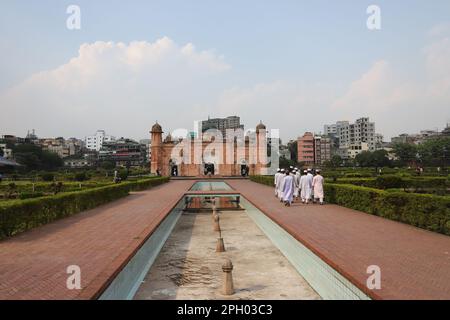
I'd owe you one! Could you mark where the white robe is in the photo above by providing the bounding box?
[300,174,312,200]
[307,173,314,196]
[274,173,279,195]
[282,175,295,203]
[312,175,324,199]
[277,174,286,200]
[294,173,300,197]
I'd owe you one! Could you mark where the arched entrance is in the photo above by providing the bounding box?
[204,163,215,176]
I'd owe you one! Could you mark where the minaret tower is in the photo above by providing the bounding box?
[150,122,163,174]
[256,121,267,174]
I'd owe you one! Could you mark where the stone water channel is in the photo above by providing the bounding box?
[133,181,320,300]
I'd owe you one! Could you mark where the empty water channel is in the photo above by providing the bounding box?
[100,181,370,300]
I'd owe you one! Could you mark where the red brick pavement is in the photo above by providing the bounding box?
[0,180,193,300]
[227,180,450,300]
[1,178,450,300]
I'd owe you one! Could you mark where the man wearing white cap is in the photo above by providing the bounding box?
[306,169,314,200]
[282,169,295,206]
[274,168,281,198]
[299,169,312,204]
[294,168,300,200]
[312,169,325,205]
[277,169,286,202]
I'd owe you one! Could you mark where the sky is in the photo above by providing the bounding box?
[0,0,450,142]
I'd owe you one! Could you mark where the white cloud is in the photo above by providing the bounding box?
[1,30,449,143]
[0,37,230,139]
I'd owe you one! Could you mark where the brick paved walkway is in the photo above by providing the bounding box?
[0,180,193,300]
[1,178,449,300]
[227,180,450,300]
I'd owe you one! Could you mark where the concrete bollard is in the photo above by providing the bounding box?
[213,214,221,232]
[216,237,226,252]
[212,207,218,221]
[222,259,234,295]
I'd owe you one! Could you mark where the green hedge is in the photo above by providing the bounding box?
[250,175,450,235]
[250,175,274,187]
[328,176,449,190]
[0,177,169,239]
[325,184,450,235]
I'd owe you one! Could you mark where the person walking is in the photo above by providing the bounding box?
[312,169,325,205]
[282,169,295,206]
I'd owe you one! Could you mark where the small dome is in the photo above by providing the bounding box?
[256,121,266,131]
[164,133,173,143]
[222,258,233,271]
[151,122,162,133]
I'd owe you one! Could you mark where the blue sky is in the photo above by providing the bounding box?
[1,0,450,141]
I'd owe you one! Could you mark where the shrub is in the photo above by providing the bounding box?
[19,192,45,200]
[74,172,89,182]
[118,169,129,181]
[324,184,450,236]
[41,173,54,182]
[375,175,406,190]
[250,176,450,235]
[249,175,274,187]
[0,177,170,239]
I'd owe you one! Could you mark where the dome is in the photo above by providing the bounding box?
[151,122,162,133]
[256,121,266,131]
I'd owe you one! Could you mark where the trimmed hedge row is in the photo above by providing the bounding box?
[250,175,450,235]
[328,176,449,190]
[250,175,274,187]
[0,177,169,239]
[325,184,450,236]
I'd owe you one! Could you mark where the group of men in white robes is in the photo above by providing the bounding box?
[274,167,325,206]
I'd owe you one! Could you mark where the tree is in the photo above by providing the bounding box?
[355,150,391,168]
[417,137,450,167]
[12,144,63,171]
[100,161,115,170]
[279,156,297,169]
[330,155,343,168]
[287,140,298,162]
[392,143,418,166]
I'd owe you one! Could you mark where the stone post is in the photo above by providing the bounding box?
[222,259,234,295]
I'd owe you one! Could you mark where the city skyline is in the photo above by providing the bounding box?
[1,1,450,141]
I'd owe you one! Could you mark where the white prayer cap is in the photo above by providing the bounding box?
[303,170,307,173]
[281,169,285,172]
[316,169,321,173]
[307,168,312,171]
[295,167,298,170]
[290,166,294,169]
[277,168,281,172]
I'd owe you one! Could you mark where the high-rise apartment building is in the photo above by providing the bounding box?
[297,133,332,166]
[297,132,315,166]
[324,117,379,158]
[85,130,115,151]
[201,116,244,138]
[314,136,332,165]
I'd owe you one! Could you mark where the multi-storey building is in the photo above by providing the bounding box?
[297,133,332,166]
[297,132,315,166]
[201,116,244,138]
[324,117,380,158]
[85,130,115,151]
[38,137,83,158]
[314,135,332,165]
[139,139,152,164]
[98,138,147,167]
